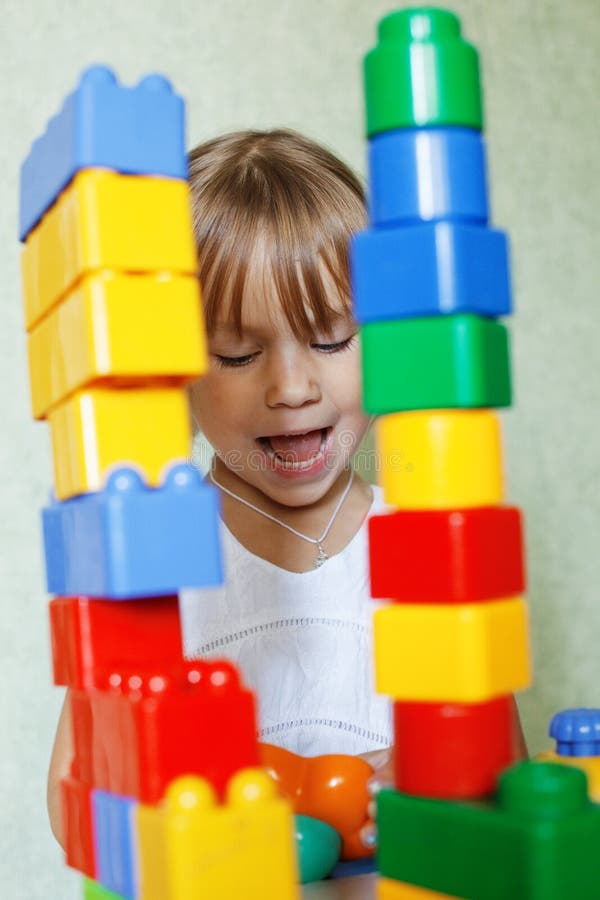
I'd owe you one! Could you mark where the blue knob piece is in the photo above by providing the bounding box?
[550,709,600,757]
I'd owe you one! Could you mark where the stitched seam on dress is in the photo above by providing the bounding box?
[259,718,388,745]
[194,616,368,655]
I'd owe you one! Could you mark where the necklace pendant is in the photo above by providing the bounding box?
[313,543,328,568]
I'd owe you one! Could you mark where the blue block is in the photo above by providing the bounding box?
[551,709,600,758]
[43,464,222,599]
[350,221,512,323]
[19,65,187,241]
[368,126,489,227]
[92,791,137,900]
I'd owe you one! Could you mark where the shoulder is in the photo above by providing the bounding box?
[367,482,395,516]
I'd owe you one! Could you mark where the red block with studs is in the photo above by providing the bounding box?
[70,660,259,803]
[393,695,523,798]
[60,775,97,878]
[49,595,183,689]
[369,506,525,603]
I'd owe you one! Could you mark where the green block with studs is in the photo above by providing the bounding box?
[361,313,511,414]
[83,880,126,900]
[377,762,600,900]
[364,7,482,136]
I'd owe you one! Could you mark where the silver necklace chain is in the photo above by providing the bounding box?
[207,466,355,569]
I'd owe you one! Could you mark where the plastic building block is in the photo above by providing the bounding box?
[350,222,511,324]
[378,879,460,899]
[136,770,299,900]
[259,742,373,860]
[21,169,197,330]
[376,410,504,509]
[535,751,600,802]
[42,464,222,599]
[374,598,531,703]
[360,314,511,413]
[76,662,258,803]
[377,762,600,899]
[92,791,138,900]
[393,696,522,798]
[295,815,342,883]
[19,65,186,242]
[364,8,482,136]
[368,127,488,227]
[28,272,207,419]
[69,690,96,785]
[48,386,191,501]
[550,708,600,757]
[368,506,525,603]
[61,775,97,878]
[83,879,127,900]
[49,595,183,689]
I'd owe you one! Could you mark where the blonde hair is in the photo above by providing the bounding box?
[187,129,366,341]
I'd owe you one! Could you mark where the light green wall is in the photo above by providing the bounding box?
[1,1,598,897]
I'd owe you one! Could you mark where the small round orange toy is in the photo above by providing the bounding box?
[259,743,374,860]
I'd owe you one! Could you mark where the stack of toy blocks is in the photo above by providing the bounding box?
[19,66,298,900]
[352,7,600,898]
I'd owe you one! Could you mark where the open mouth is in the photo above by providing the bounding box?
[257,427,331,470]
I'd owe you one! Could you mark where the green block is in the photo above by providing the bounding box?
[377,762,600,900]
[83,879,126,900]
[361,313,511,413]
[364,7,483,135]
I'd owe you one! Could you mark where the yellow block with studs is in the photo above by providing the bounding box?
[376,410,503,508]
[28,271,207,419]
[48,387,191,500]
[378,877,461,899]
[374,598,531,703]
[21,169,197,329]
[136,769,299,900]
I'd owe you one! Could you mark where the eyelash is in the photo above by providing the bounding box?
[214,334,357,369]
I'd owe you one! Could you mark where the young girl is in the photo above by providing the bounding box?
[47,128,394,846]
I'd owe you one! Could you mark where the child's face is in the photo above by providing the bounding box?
[189,275,371,506]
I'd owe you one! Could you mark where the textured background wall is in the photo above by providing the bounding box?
[1,1,598,896]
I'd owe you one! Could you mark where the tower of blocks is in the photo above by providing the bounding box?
[19,66,299,899]
[352,8,600,899]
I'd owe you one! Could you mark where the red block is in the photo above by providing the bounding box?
[393,696,522,798]
[368,506,526,603]
[49,595,184,689]
[60,775,96,878]
[72,660,258,802]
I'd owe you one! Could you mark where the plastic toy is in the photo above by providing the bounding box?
[21,169,197,329]
[27,271,206,420]
[42,464,222,598]
[136,771,299,900]
[376,410,504,508]
[294,815,342,883]
[360,313,511,412]
[377,762,600,899]
[374,598,531,702]
[367,126,489,227]
[92,790,138,899]
[368,505,525,603]
[19,65,186,242]
[49,595,184,689]
[536,708,600,802]
[48,386,191,500]
[351,222,511,324]
[259,742,374,860]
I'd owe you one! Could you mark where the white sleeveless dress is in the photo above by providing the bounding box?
[179,482,394,755]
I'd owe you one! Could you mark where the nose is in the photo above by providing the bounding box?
[264,346,322,408]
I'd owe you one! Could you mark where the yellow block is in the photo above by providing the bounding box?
[378,877,461,899]
[28,271,207,419]
[535,751,600,801]
[376,410,503,508]
[21,169,197,329]
[374,599,531,703]
[48,387,191,500]
[136,769,299,900]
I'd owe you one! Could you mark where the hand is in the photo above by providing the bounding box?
[356,747,394,849]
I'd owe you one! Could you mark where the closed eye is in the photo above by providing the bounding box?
[215,334,357,368]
